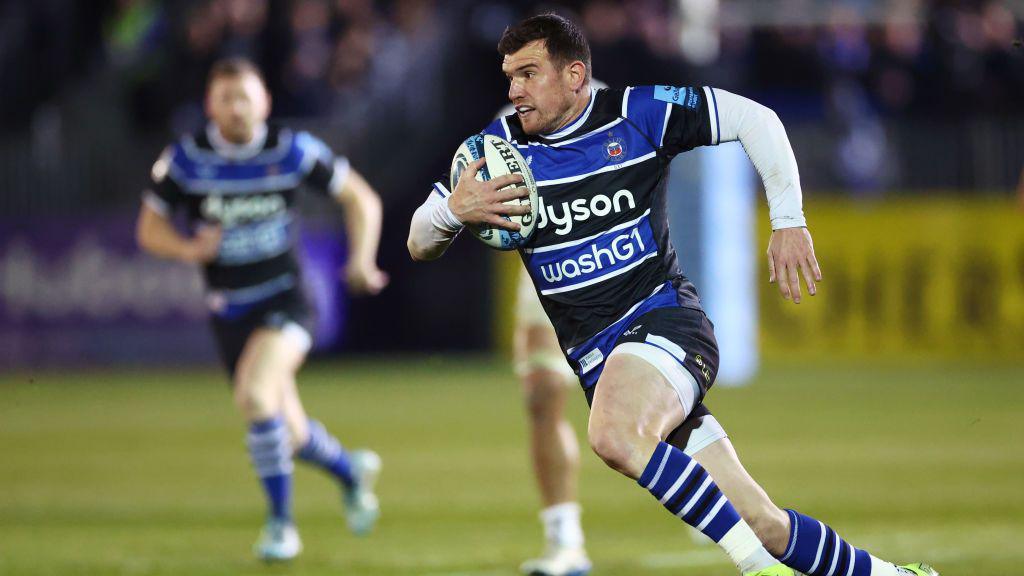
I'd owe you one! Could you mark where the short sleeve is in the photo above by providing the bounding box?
[622,85,714,159]
[142,146,184,217]
[297,131,350,197]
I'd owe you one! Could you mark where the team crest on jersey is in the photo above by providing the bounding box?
[604,133,626,163]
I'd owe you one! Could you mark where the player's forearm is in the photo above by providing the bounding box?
[712,88,806,230]
[340,184,383,269]
[407,194,462,261]
[135,207,199,263]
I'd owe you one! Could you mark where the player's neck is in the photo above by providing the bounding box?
[207,123,268,159]
[545,85,593,138]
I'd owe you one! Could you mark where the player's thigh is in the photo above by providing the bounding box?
[588,352,685,474]
[514,271,575,414]
[234,326,309,408]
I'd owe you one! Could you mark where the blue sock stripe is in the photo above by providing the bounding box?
[250,417,284,433]
[246,418,292,521]
[809,520,827,573]
[296,419,355,488]
[247,429,288,446]
[659,459,699,505]
[782,511,871,576]
[820,527,837,576]
[851,549,869,576]
[683,483,721,525]
[650,449,691,496]
[699,496,741,542]
[664,466,706,513]
[831,538,849,576]
[641,442,741,545]
[781,509,800,561]
[674,473,713,517]
[639,442,671,488]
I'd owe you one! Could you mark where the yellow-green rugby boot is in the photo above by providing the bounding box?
[742,563,796,576]
[898,563,939,576]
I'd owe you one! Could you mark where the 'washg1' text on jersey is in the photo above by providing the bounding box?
[434,85,721,351]
[144,124,348,307]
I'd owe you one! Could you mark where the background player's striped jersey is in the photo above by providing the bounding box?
[435,85,720,351]
[144,124,347,303]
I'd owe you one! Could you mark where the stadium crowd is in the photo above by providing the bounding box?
[0,0,1021,213]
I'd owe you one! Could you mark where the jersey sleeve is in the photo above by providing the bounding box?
[622,85,715,159]
[296,131,350,198]
[142,146,185,217]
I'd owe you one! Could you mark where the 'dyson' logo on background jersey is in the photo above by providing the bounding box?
[201,194,286,226]
[536,189,636,236]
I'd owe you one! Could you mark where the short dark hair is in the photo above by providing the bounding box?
[497,13,591,77]
[207,57,266,87]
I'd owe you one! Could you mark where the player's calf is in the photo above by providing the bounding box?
[742,503,791,555]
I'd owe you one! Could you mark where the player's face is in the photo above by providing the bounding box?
[503,40,578,135]
[205,73,270,143]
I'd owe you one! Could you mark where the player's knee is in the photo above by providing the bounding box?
[232,376,279,421]
[522,372,565,422]
[587,422,644,476]
[746,505,790,555]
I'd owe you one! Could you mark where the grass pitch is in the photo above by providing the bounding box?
[1,358,1022,575]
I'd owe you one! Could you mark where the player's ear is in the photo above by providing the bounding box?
[567,60,587,93]
[203,90,214,119]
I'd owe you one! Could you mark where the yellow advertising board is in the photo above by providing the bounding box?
[759,197,1024,360]
[495,198,1024,362]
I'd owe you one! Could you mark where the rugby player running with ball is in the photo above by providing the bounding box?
[409,14,937,576]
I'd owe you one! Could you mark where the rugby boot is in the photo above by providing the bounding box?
[343,449,381,535]
[742,564,797,576]
[519,545,592,576]
[253,518,302,562]
[897,563,939,576]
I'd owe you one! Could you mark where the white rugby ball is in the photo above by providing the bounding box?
[449,133,538,250]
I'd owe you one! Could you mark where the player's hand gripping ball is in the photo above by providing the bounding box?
[450,134,538,250]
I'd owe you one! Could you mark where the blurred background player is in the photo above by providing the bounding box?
[135,57,387,562]
[513,266,590,576]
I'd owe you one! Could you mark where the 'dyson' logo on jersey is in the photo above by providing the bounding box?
[201,194,286,226]
[536,189,636,236]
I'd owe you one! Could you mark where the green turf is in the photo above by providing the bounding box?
[1,358,1022,575]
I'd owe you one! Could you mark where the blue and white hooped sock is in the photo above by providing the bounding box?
[640,442,777,573]
[780,509,886,576]
[246,417,294,522]
[296,419,355,489]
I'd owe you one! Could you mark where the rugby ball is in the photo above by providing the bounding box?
[449,133,538,250]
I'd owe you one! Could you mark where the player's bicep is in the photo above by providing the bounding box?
[297,131,349,196]
[144,146,184,217]
[658,85,715,156]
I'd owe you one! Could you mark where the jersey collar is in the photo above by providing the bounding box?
[541,87,597,140]
[206,122,268,160]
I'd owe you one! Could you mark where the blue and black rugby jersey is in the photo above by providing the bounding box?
[435,85,721,350]
[145,124,348,298]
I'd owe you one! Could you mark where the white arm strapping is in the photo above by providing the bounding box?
[705,87,806,229]
[408,191,463,260]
